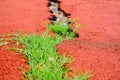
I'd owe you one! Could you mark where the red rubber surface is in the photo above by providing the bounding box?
[0,50,26,80]
[0,0,50,35]
[57,0,120,80]
[0,0,120,80]
[0,0,49,80]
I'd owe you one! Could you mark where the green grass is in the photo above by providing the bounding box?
[19,34,66,79]
[17,33,90,80]
[47,22,78,39]
[14,22,91,80]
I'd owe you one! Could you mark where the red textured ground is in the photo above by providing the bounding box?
[0,0,120,80]
[0,0,49,80]
[57,0,120,80]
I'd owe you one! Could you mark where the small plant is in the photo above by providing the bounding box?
[0,19,90,79]
[12,19,90,79]
[15,31,90,80]
[17,33,68,80]
[47,22,78,38]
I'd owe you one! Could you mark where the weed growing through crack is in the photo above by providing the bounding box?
[12,21,91,80]
[47,22,77,39]
[17,33,90,80]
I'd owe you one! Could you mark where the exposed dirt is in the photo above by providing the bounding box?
[0,0,120,80]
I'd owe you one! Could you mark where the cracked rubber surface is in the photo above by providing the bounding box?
[0,0,120,80]
[56,0,120,80]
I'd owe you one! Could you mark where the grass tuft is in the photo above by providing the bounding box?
[47,22,78,39]
[16,30,90,80]
[17,33,69,80]
[2,21,90,80]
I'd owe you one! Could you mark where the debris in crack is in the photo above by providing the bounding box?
[47,0,79,38]
[48,0,70,26]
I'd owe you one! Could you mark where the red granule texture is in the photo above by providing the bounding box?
[0,0,120,80]
[56,0,120,80]
[0,0,49,80]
